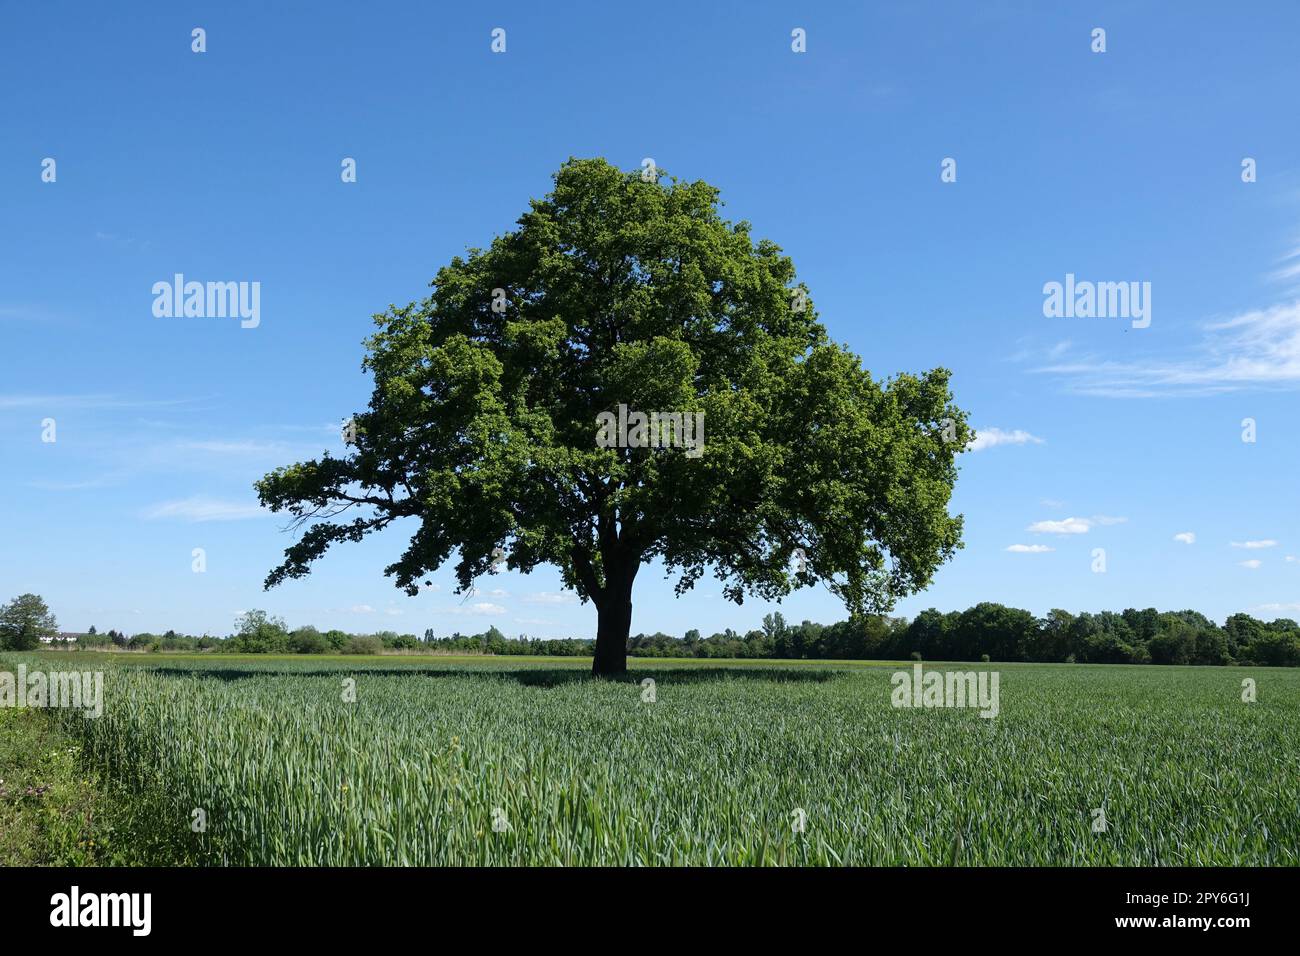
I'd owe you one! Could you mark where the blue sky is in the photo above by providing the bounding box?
[3,1,1299,638]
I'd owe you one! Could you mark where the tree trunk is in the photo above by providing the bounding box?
[592,590,632,677]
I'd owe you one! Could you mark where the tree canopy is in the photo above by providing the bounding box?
[0,593,58,650]
[257,158,970,674]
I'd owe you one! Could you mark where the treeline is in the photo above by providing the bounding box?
[42,604,1300,667]
[61,613,589,657]
[627,606,1300,667]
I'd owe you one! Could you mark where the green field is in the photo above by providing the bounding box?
[4,652,1296,865]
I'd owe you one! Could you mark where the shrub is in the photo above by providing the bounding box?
[288,627,327,655]
[342,636,384,655]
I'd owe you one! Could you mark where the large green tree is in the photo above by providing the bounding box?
[0,593,59,650]
[257,158,970,675]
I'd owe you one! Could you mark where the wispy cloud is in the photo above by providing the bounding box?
[1038,300,1300,397]
[1239,559,1263,569]
[1255,601,1300,614]
[94,230,151,250]
[1173,531,1196,544]
[1231,539,1278,549]
[0,393,194,410]
[524,591,578,605]
[434,602,507,616]
[1028,517,1091,534]
[968,427,1045,452]
[1270,244,1300,284]
[141,496,266,522]
[0,304,59,322]
[1006,544,1054,553]
[176,439,294,456]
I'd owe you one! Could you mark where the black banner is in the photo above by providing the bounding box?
[0,866,1287,942]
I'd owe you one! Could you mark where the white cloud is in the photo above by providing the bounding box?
[1286,555,1298,563]
[177,439,289,455]
[436,603,507,617]
[1006,544,1054,553]
[1231,539,1278,549]
[1173,532,1196,544]
[141,496,265,522]
[967,427,1045,452]
[1028,517,1092,535]
[1255,602,1300,613]
[0,393,192,410]
[1028,515,1127,535]
[1038,300,1300,397]
[1239,559,1263,569]
[1270,244,1300,284]
[525,591,578,605]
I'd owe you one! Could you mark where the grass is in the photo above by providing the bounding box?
[0,703,195,865]
[3,652,1296,866]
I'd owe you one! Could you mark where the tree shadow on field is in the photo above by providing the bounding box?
[512,667,841,689]
[121,664,841,690]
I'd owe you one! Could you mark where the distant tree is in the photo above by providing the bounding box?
[318,629,347,652]
[1224,613,1265,661]
[742,628,770,658]
[1149,616,1196,665]
[1035,609,1075,662]
[342,635,384,655]
[1121,607,1161,646]
[953,602,1038,661]
[1070,612,1139,664]
[1246,620,1300,667]
[230,610,290,654]
[0,593,58,650]
[761,613,790,657]
[904,608,953,660]
[1193,626,1230,666]
[288,625,327,654]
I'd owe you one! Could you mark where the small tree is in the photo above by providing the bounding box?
[0,593,58,650]
[230,610,290,654]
